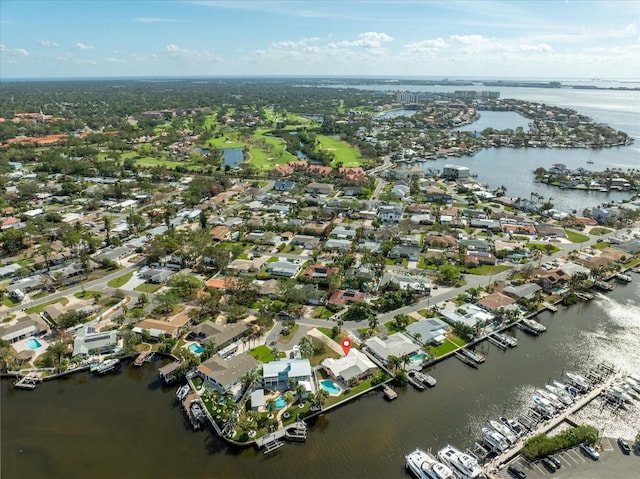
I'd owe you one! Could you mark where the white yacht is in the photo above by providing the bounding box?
[553,380,579,398]
[499,417,524,437]
[437,444,485,479]
[482,427,510,453]
[565,372,591,391]
[533,395,556,416]
[406,448,456,479]
[536,388,565,410]
[489,420,517,444]
[176,384,190,401]
[545,384,573,405]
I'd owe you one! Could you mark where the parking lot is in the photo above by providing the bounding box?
[493,438,639,479]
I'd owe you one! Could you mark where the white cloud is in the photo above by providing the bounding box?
[404,37,448,54]
[135,17,181,23]
[0,44,30,59]
[165,44,221,62]
[105,57,126,64]
[39,40,58,47]
[519,43,553,52]
[76,42,95,50]
[335,32,393,48]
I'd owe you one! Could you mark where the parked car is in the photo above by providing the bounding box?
[617,437,631,454]
[541,458,557,473]
[507,464,527,478]
[547,455,561,469]
[580,443,600,460]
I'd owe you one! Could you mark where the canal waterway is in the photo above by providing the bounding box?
[2,280,639,479]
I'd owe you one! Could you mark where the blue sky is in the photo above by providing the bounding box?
[1,0,639,79]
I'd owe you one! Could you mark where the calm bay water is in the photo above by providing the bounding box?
[2,280,639,479]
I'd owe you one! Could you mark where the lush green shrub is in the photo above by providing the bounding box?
[522,425,598,460]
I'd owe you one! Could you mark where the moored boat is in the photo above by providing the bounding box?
[489,420,517,444]
[553,380,579,398]
[406,448,456,479]
[565,371,591,391]
[437,444,485,479]
[176,384,190,401]
[482,427,509,453]
[91,358,120,375]
[545,384,573,405]
[499,416,524,437]
[533,395,556,416]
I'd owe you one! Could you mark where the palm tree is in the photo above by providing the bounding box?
[387,355,401,371]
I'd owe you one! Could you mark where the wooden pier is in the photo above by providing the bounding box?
[455,351,479,368]
[181,391,202,430]
[487,335,508,351]
[14,375,42,390]
[133,350,154,366]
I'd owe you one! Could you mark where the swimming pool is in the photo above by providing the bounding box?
[409,352,427,363]
[188,343,204,355]
[320,379,342,396]
[275,397,287,409]
[25,338,42,350]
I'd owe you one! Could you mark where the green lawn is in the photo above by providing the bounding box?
[134,283,162,293]
[592,241,609,250]
[323,376,377,408]
[248,345,276,363]
[24,297,69,315]
[565,230,590,243]
[589,227,613,236]
[315,134,368,168]
[384,317,417,334]
[465,265,511,275]
[107,272,133,288]
[74,290,103,300]
[312,306,334,319]
[429,335,467,357]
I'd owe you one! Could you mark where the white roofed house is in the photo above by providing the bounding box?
[364,333,420,365]
[322,349,377,385]
[378,204,404,223]
[262,358,316,394]
[72,325,118,357]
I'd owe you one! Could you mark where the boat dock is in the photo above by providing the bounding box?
[487,334,508,350]
[14,374,42,390]
[407,374,425,391]
[181,391,202,430]
[133,350,154,366]
[256,432,285,454]
[455,351,479,368]
[483,363,622,476]
[542,302,558,312]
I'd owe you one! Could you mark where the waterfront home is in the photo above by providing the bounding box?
[250,389,266,411]
[188,320,251,353]
[441,304,494,329]
[133,309,192,339]
[196,354,260,401]
[322,349,376,384]
[0,314,49,343]
[364,333,420,364]
[477,292,517,312]
[405,318,449,345]
[262,358,315,393]
[72,325,118,357]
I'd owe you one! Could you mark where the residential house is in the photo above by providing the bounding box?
[188,320,251,352]
[331,226,358,240]
[464,251,497,267]
[327,289,366,306]
[389,245,421,261]
[391,184,411,199]
[442,164,470,180]
[405,318,449,345]
[421,186,452,203]
[301,264,339,280]
[262,358,315,393]
[324,239,352,251]
[291,235,321,250]
[196,354,260,400]
[503,283,542,300]
[266,260,301,278]
[306,182,334,195]
[441,304,495,328]
[364,333,420,364]
[477,292,517,312]
[72,325,118,357]
[274,180,296,191]
[0,314,49,343]
[322,349,377,384]
[378,204,403,223]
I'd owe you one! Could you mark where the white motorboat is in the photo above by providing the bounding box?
[495,333,518,347]
[406,448,456,479]
[624,377,640,394]
[489,420,517,444]
[565,372,591,391]
[553,380,579,398]
[482,427,510,453]
[437,444,485,479]
[176,384,190,401]
[533,395,556,416]
[499,416,524,437]
[545,384,573,405]
[608,384,634,403]
[536,389,564,410]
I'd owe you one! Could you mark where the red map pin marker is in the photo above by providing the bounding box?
[341,338,352,356]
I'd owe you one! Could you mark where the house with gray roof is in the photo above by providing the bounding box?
[364,333,420,364]
[389,245,421,261]
[325,239,352,251]
[0,314,49,343]
[72,325,118,357]
[189,320,251,352]
[266,260,301,278]
[405,318,449,345]
[196,354,260,400]
[322,349,377,384]
[291,234,320,250]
